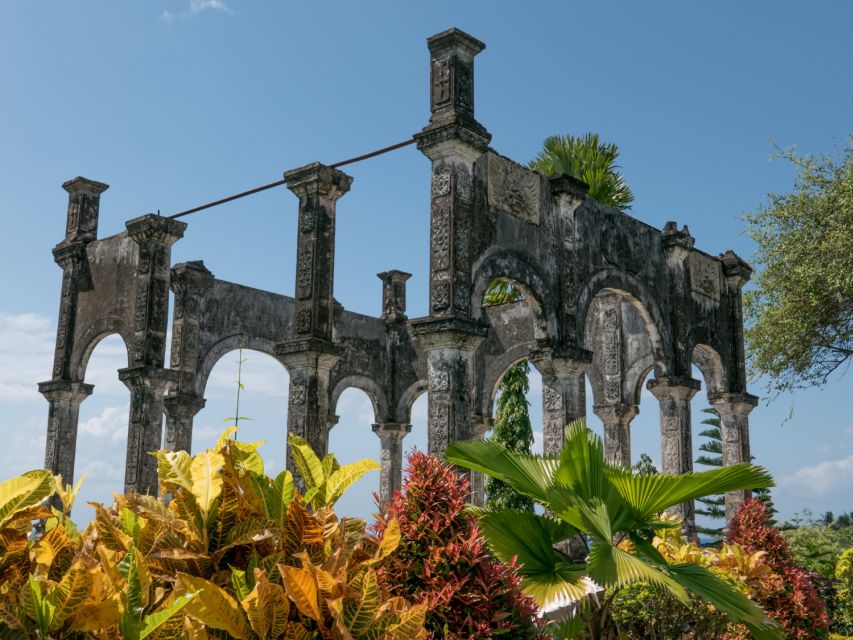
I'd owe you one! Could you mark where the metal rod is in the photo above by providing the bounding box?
[167,137,416,220]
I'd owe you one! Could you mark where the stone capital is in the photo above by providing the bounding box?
[647,377,701,402]
[529,344,592,377]
[548,173,589,200]
[661,221,695,260]
[63,176,109,198]
[126,214,187,247]
[593,402,638,424]
[38,380,94,405]
[118,366,175,393]
[718,250,753,292]
[170,260,214,294]
[284,162,352,201]
[708,391,758,417]
[276,339,342,373]
[409,316,487,352]
[378,270,411,322]
[163,393,206,419]
[415,124,490,163]
[51,240,88,270]
[372,422,411,442]
[427,27,485,59]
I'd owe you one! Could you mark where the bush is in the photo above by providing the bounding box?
[834,547,853,635]
[374,450,549,639]
[727,498,831,639]
[781,524,853,578]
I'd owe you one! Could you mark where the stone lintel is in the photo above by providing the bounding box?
[529,343,593,373]
[126,214,187,246]
[118,365,175,392]
[283,162,352,200]
[62,176,109,197]
[409,316,487,351]
[38,379,94,404]
[718,250,753,290]
[427,27,486,58]
[372,422,412,441]
[647,376,701,402]
[163,393,206,418]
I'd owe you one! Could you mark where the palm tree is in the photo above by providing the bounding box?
[445,421,782,640]
[529,133,634,212]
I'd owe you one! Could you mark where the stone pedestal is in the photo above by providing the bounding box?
[594,402,638,467]
[530,346,591,455]
[372,422,411,504]
[119,366,174,495]
[38,380,93,491]
[163,393,206,452]
[711,391,758,524]
[648,376,700,536]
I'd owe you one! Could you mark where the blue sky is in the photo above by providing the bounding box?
[1,1,850,526]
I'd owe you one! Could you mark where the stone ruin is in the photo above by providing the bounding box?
[39,28,757,534]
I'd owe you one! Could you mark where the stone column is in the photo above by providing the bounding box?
[661,221,696,377]
[647,376,700,536]
[468,416,493,506]
[163,393,206,453]
[372,422,411,504]
[530,347,591,455]
[119,366,174,495]
[711,391,758,524]
[411,319,487,456]
[594,402,638,467]
[38,380,93,487]
[378,270,412,323]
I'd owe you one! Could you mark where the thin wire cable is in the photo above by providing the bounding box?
[167,137,416,220]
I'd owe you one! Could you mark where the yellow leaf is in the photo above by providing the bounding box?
[177,573,251,640]
[190,450,224,517]
[215,427,238,451]
[241,570,290,639]
[375,517,400,563]
[51,561,94,628]
[326,459,380,507]
[279,565,322,623]
[0,470,54,528]
[68,598,121,632]
[156,450,193,494]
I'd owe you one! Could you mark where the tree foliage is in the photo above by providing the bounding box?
[529,133,634,212]
[727,498,830,638]
[445,420,783,639]
[743,138,853,394]
[374,450,548,639]
[695,408,726,538]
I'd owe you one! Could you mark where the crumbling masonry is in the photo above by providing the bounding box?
[40,28,757,534]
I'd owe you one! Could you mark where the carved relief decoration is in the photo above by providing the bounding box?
[296,243,314,300]
[602,306,622,402]
[690,252,721,302]
[486,153,540,223]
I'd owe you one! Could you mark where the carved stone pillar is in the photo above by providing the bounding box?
[411,318,487,456]
[468,416,492,506]
[126,214,187,368]
[594,402,637,467]
[661,221,695,377]
[38,380,93,487]
[378,270,411,323]
[163,393,206,453]
[648,376,700,536]
[719,250,753,390]
[285,162,352,341]
[530,346,591,455]
[169,261,213,392]
[372,422,411,505]
[416,29,491,321]
[119,366,174,495]
[710,391,758,524]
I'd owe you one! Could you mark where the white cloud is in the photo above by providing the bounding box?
[160,0,233,23]
[79,406,129,444]
[780,455,853,496]
[0,312,55,402]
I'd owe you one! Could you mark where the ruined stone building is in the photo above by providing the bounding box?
[40,28,757,533]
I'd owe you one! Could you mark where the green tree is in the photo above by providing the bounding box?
[632,453,658,476]
[743,138,853,394]
[694,408,726,538]
[529,133,634,212]
[445,421,782,640]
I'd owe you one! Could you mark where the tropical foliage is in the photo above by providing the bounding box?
[444,420,783,639]
[0,430,428,639]
[374,450,548,639]
[694,408,726,538]
[529,133,634,211]
[727,498,830,639]
[834,547,853,635]
[743,137,853,394]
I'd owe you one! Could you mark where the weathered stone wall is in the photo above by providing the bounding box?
[40,28,756,533]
